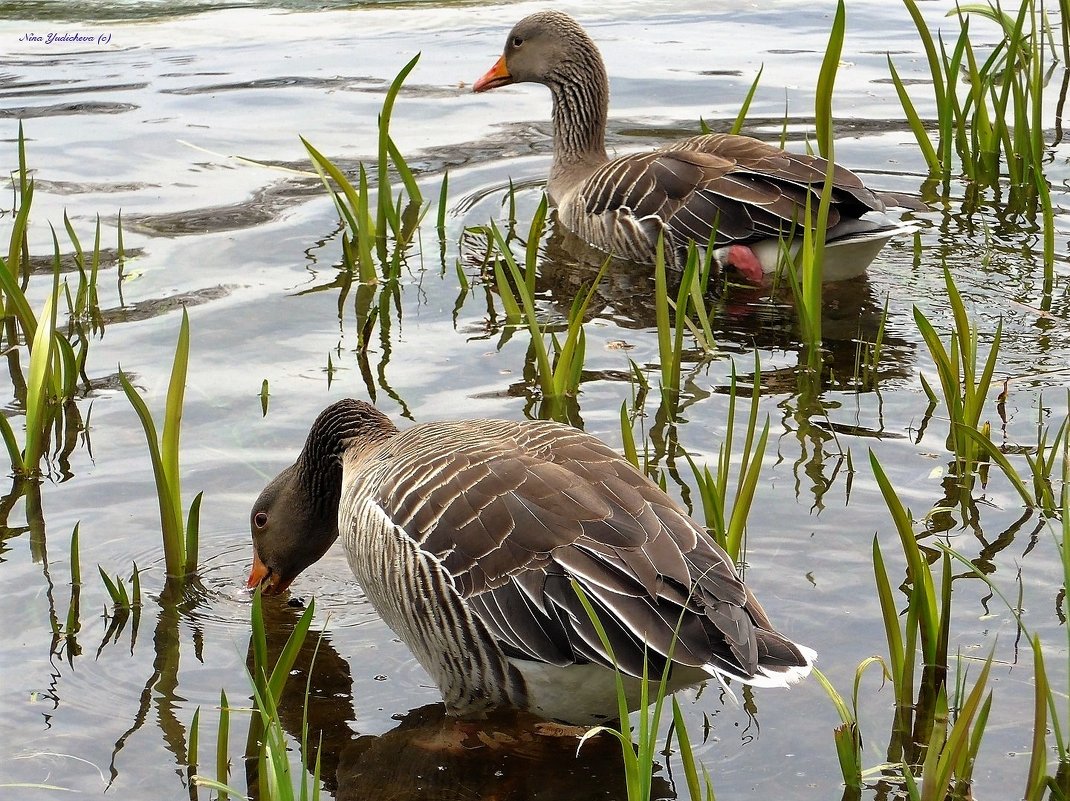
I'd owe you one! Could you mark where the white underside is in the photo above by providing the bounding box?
[714,217,915,282]
[511,645,817,725]
[747,220,918,282]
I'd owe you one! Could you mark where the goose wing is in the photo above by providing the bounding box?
[579,132,886,250]
[370,420,771,682]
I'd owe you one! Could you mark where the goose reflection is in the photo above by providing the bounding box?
[461,212,915,393]
[535,214,916,390]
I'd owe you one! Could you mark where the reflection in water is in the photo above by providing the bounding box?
[463,213,916,393]
[82,576,210,790]
[334,705,670,801]
[252,597,676,801]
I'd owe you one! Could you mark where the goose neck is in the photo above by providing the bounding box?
[296,400,398,515]
[547,63,608,193]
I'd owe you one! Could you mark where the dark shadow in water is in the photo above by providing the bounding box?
[247,596,676,801]
[461,215,916,393]
[333,704,669,801]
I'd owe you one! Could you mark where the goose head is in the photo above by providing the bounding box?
[247,399,398,596]
[474,12,609,198]
[247,463,338,595]
[473,11,601,92]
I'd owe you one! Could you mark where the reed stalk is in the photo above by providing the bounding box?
[120,308,201,579]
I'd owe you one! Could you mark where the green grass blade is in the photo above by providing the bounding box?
[725,418,769,560]
[386,134,422,208]
[0,411,24,473]
[1024,635,1049,801]
[184,491,203,576]
[250,588,269,695]
[815,0,845,159]
[1,186,37,337]
[214,684,228,795]
[903,0,947,110]
[267,598,316,700]
[872,536,906,700]
[922,653,993,798]
[730,65,764,135]
[620,402,639,469]
[378,53,421,231]
[120,368,182,573]
[98,566,122,605]
[301,136,365,236]
[23,263,60,473]
[887,56,941,171]
[672,697,703,801]
[436,170,449,234]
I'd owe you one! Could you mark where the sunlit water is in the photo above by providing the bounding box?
[1,1,1068,799]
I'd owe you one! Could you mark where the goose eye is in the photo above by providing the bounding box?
[511,35,523,47]
[254,511,268,529]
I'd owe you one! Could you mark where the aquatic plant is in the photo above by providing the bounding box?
[482,200,608,421]
[784,0,845,365]
[960,391,1068,516]
[193,590,320,801]
[119,308,202,579]
[0,126,110,478]
[812,658,890,792]
[98,562,142,613]
[913,265,1002,475]
[685,356,769,562]
[303,53,424,285]
[890,0,1056,279]
[572,580,717,801]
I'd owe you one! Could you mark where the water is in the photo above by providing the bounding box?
[1,1,1068,799]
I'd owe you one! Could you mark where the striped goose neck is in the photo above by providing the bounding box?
[295,399,398,516]
[548,52,609,180]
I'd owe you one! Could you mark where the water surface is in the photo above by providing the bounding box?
[1,1,1067,799]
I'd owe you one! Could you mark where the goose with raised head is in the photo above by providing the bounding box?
[248,399,814,724]
[473,11,918,284]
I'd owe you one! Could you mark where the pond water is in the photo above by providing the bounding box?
[1,1,1068,799]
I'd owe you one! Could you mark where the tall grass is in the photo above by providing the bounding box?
[653,237,717,415]
[303,54,424,285]
[785,0,844,364]
[466,199,610,421]
[120,308,201,579]
[890,0,1055,281]
[0,125,108,478]
[686,357,769,562]
[571,581,717,801]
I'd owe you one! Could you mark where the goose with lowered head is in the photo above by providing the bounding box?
[473,11,918,284]
[248,399,814,724]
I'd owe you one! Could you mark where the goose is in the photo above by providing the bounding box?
[472,11,918,284]
[248,399,814,724]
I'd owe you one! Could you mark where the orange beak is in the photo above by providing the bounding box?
[247,546,294,595]
[473,55,513,93]
[247,546,270,589]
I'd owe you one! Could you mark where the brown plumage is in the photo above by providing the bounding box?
[249,399,814,724]
[473,11,918,281]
